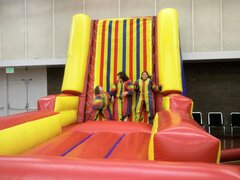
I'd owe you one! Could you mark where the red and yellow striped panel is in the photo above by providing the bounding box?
[94,17,153,122]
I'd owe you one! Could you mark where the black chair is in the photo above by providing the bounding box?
[230,112,240,137]
[208,112,225,136]
[192,112,204,128]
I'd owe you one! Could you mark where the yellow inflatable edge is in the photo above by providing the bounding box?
[148,113,159,160]
[0,114,61,155]
[54,96,79,127]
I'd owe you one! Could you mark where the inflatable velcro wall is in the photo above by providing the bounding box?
[62,14,91,94]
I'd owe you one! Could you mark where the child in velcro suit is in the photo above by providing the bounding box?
[134,71,162,124]
[110,72,134,122]
[91,86,113,121]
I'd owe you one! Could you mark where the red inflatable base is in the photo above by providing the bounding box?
[0,156,239,179]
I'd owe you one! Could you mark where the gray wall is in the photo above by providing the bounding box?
[185,61,240,136]
[1,0,240,62]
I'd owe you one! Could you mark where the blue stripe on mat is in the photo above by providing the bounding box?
[104,133,126,159]
[61,133,94,156]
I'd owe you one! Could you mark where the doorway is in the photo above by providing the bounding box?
[0,67,47,116]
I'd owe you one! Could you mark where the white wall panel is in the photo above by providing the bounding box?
[0,0,25,59]
[120,0,155,18]
[194,0,221,52]
[27,0,53,58]
[223,0,240,50]
[0,69,5,116]
[55,0,83,58]
[1,0,240,64]
[86,0,119,19]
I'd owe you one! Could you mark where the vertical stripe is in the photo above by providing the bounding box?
[126,20,130,77]
[136,18,140,79]
[103,21,109,92]
[114,21,119,82]
[131,19,137,121]
[99,21,105,87]
[110,21,117,116]
[155,16,161,85]
[140,19,144,75]
[107,21,112,92]
[132,19,137,82]
[122,19,127,72]
[110,22,115,90]
[100,21,106,86]
[109,22,115,113]
[147,19,153,74]
[129,19,133,81]
[118,20,123,76]
[94,21,103,88]
[143,18,147,71]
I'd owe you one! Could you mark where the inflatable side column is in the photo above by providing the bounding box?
[56,14,91,127]
[62,14,91,94]
[155,9,194,120]
[150,8,221,163]
[155,8,182,94]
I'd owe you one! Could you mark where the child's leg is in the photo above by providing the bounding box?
[135,96,144,122]
[113,97,123,121]
[145,92,155,124]
[91,110,100,121]
[122,96,132,121]
[102,107,113,120]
